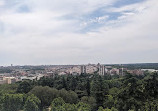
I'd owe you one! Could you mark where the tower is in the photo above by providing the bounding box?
[99,65,105,75]
[119,64,124,76]
[81,65,86,74]
[122,64,124,76]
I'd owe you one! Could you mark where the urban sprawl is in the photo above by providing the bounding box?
[0,63,158,84]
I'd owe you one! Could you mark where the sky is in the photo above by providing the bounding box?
[0,0,158,65]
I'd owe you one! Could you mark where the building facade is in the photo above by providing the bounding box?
[81,65,86,74]
[99,65,105,75]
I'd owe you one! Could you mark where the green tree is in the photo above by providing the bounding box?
[58,89,78,104]
[97,106,118,111]
[91,76,109,108]
[51,97,65,111]
[24,94,41,111]
[76,102,91,111]
[62,77,67,90]
[143,72,158,99]
[29,86,58,109]
[143,99,158,111]
[17,81,32,93]
[86,79,91,96]
[103,95,115,109]
[98,106,105,111]
[1,94,24,111]
[63,103,77,111]
[116,74,144,111]
[81,96,96,110]
[0,84,18,94]
[67,90,78,104]
[38,77,54,87]
[70,77,77,91]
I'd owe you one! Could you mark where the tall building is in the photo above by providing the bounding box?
[121,64,124,76]
[99,65,105,75]
[81,65,86,74]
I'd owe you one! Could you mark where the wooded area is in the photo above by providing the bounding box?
[0,72,158,111]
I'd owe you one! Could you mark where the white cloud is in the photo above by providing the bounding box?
[0,0,4,6]
[26,0,117,14]
[108,2,146,13]
[0,0,158,65]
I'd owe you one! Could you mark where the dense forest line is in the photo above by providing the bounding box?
[110,63,158,70]
[0,72,158,111]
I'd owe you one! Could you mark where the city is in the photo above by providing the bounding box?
[0,0,158,110]
[0,63,158,84]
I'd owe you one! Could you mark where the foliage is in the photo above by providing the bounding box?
[17,81,33,93]
[1,94,24,111]
[81,96,96,110]
[97,106,118,111]
[29,86,58,108]
[0,84,18,94]
[51,97,90,111]
[58,89,78,104]
[0,72,158,111]
[24,94,41,111]
[51,97,65,111]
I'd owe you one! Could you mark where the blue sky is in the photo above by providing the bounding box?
[0,0,158,65]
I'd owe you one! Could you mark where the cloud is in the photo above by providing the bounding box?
[0,1,4,6]
[0,0,158,65]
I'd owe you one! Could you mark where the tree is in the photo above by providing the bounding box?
[103,95,115,109]
[97,106,118,111]
[143,99,158,111]
[98,106,105,111]
[17,81,32,93]
[143,72,158,99]
[63,103,77,111]
[62,77,67,90]
[0,84,18,94]
[91,76,109,108]
[81,96,96,110]
[70,77,77,91]
[109,87,119,96]
[51,97,65,111]
[1,94,24,111]
[38,77,54,87]
[51,98,90,111]
[67,90,78,104]
[116,74,144,111]
[76,102,91,111]
[86,79,91,96]
[141,72,158,111]
[24,94,41,111]
[29,86,58,108]
[58,89,78,104]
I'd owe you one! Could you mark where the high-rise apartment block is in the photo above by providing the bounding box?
[99,65,105,75]
[81,65,86,74]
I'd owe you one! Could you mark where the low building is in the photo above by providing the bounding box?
[0,76,17,84]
